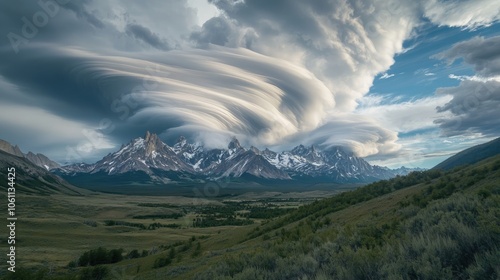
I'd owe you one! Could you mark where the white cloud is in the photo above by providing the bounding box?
[298,115,401,158]
[368,132,497,168]
[423,0,500,29]
[199,0,422,111]
[187,0,221,25]
[356,95,453,133]
[379,73,395,79]
[55,46,335,148]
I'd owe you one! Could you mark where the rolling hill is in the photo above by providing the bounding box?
[433,137,500,170]
[181,154,500,280]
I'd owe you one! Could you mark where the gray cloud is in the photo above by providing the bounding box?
[63,0,105,29]
[436,36,500,77]
[126,23,170,50]
[433,36,500,138]
[434,79,500,137]
[190,17,233,47]
[0,0,197,53]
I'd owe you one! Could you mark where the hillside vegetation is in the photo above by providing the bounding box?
[188,155,500,280]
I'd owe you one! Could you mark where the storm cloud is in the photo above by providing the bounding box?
[125,23,171,50]
[433,36,500,137]
[435,79,500,137]
[436,36,500,77]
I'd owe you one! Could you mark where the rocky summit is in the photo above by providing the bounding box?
[0,139,60,171]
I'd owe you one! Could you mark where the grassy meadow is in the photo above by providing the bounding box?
[0,187,338,279]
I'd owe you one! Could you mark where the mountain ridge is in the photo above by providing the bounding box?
[0,150,85,195]
[57,132,420,185]
[433,137,500,170]
[0,139,60,171]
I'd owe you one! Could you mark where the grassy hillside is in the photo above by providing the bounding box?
[433,137,500,170]
[1,155,499,280]
[167,155,500,280]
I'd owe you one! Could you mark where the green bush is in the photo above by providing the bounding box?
[79,265,109,280]
[153,257,172,268]
[77,247,123,267]
[127,249,141,259]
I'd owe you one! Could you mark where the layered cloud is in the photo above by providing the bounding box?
[288,115,401,158]
[0,44,333,148]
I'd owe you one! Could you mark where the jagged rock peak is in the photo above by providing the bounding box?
[291,144,307,154]
[228,137,242,150]
[250,146,260,154]
[24,151,60,170]
[145,131,160,143]
[0,139,24,157]
[144,131,164,156]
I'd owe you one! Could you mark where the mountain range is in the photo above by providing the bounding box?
[55,132,422,185]
[1,134,500,192]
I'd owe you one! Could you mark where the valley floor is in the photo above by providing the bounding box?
[0,187,342,279]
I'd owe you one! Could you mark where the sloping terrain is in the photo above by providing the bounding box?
[158,154,500,279]
[0,139,60,170]
[433,137,500,170]
[0,150,86,195]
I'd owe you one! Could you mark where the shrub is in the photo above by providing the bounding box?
[77,247,123,266]
[127,249,141,259]
[153,257,172,268]
[79,265,109,280]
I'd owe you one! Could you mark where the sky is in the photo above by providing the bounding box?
[0,0,499,168]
